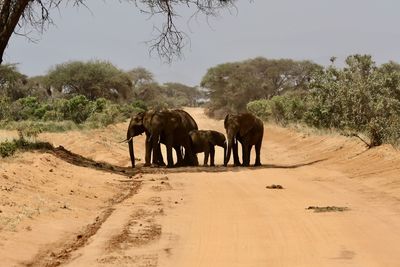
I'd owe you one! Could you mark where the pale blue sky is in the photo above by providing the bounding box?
[4,0,400,85]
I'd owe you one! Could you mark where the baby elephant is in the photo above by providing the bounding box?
[189,130,227,166]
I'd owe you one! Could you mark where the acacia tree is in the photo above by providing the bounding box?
[0,0,234,65]
[46,60,133,101]
[127,67,155,89]
[201,57,322,116]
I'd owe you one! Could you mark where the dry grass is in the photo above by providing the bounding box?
[307,206,350,213]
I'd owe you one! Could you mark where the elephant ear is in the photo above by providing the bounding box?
[167,113,181,129]
[239,114,257,136]
[128,112,144,130]
[143,110,156,129]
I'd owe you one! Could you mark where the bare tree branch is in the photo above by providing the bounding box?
[134,0,236,62]
[0,0,236,64]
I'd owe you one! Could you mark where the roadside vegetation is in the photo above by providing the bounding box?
[3,54,400,150]
[203,55,400,147]
[0,60,204,134]
[0,128,53,158]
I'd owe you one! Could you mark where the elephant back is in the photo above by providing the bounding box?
[238,113,262,136]
[175,109,198,132]
[225,113,261,137]
[156,110,182,131]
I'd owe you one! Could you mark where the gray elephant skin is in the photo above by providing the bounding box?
[189,130,227,166]
[127,109,198,168]
[224,113,264,167]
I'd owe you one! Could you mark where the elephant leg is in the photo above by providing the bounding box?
[248,145,253,166]
[155,144,166,166]
[144,135,152,167]
[152,143,160,165]
[150,134,161,167]
[182,146,197,166]
[210,145,215,166]
[233,139,241,166]
[203,147,210,166]
[193,153,199,166]
[254,139,262,166]
[175,145,184,166]
[165,135,174,168]
[242,144,250,167]
[183,136,198,166]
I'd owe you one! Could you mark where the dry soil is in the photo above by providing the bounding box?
[1,107,400,267]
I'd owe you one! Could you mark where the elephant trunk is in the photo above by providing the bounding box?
[223,141,227,166]
[224,135,234,166]
[128,136,135,168]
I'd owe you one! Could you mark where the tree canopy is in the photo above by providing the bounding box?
[46,60,132,101]
[133,81,203,109]
[201,57,322,118]
[127,67,155,89]
[0,63,28,100]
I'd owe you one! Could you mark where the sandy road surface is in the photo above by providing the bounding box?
[1,107,400,266]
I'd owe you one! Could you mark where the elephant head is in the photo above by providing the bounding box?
[224,113,258,166]
[126,112,147,168]
[212,130,227,165]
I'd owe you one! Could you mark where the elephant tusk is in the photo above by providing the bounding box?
[119,136,134,143]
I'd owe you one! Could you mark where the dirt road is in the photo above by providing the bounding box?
[1,108,400,266]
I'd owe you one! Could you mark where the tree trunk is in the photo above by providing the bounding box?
[0,0,30,65]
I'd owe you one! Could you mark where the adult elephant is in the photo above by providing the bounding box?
[174,109,199,165]
[224,113,264,167]
[126,109,198,168]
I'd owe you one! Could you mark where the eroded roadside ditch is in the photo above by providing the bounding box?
[25,178,142,267]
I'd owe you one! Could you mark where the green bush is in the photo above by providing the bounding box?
[119,100,147,118]
[248,54,400,147]
[0,140,17,157]
[0,94,148,132]
[62,95,93,123]
[0,138,54,158]
[247,94,306,125]
[0,96,11,120]
[43,110,63,121]
[306,55,400,146]
[247,99,271,121]
[9,97,41,120]
[86,104,121,127]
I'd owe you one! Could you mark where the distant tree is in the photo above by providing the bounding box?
[46,60,132,101]
[0,64,28,100]
[24,76,53,100]
[0,64,25,86]
[0,0,235,65]
[201,57,322,117]
[134,82,164,105]
[127,67,155,89]
[163,82,202,106]
[133,80,202,109]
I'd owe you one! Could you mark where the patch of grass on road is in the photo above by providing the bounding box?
[307,206,349,213]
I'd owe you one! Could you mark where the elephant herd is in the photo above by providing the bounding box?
[126,109,264,168]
